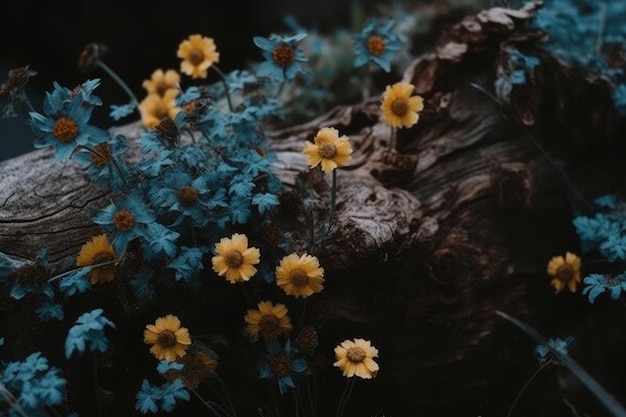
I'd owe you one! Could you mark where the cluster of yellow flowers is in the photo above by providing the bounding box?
[138,34,220,129]
[140,231,379,380]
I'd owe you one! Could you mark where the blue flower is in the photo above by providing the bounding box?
[65,308,116,358]
[353,17,403,72]
[582,272,626,303]
[0,352,67,413]
[257,339,309,395]
[534,336,574,361]
[253,33,309,83]
[149,170,212,227]
[73,133,130,192]
[29,79,110,161]
[91,190,157,254]
[612,83,626,116]
[8,248,54,300]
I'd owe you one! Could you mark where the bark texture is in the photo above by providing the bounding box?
[2,2,624,415]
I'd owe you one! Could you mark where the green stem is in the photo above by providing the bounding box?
[190,387,227,417]
[94,352,102,417]
[96,60,139,107]
[327,169,338,234]
[506,361,550,417]
[0,384,30,417]
[47,259,118,284]
[211,64,234,112]
[389,126,397,151]
[335,378,356,417]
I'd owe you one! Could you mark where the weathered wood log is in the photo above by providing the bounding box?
[2,2,624,415]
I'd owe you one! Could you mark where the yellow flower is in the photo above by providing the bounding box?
[302,127,353,173]
[333,338,379,379]
[76,234,117,284]
[547,251,582,294]
[244,300,293,341]
[139,89,181,129]
[142,69,181,96]
[177,34,220,79]
[211,233,261,284]
[275,253,324,298]
[143,314,192,362]
[380,81,424,128]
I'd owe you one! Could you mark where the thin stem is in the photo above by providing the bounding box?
[327,170,338,234]
[389,126,397,150]
[470,82,594,212]
[211,65,234,112]
[335,378,356,417]
[0,384,30,417]
[190,387,227,417]
[506,361,550,417]
[94,352,102,417]
[47,259,118,284]
[96,60,139,106]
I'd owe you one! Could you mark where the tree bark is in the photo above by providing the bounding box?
[1,1,623,414]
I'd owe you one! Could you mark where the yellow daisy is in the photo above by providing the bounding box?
[244,300,293,341]
[76,234,117,284]
[139,89,181,129]
[547,251,582,294]
[142,68,181,96]
[380,81,424,128]
[275,253,324,298]
[211,233,261,284]
[143,314,192,362]
[302,127,353,173]
[177,34,220,79]
[333,338,379,379]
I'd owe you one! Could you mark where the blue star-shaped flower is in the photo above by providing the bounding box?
[353,17,403,72]
[91,190,156,254]
[257,339,309,395]
[29,79,109,160]
[253,33,309,83]
[582,272,626,303]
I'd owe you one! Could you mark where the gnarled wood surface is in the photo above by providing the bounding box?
[2,2,623,415]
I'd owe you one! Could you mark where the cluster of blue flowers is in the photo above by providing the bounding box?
[573,194,626,304]
[0,11,412,415]
[530,0,626,115]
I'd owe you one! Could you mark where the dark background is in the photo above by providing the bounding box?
[0,0,388,161]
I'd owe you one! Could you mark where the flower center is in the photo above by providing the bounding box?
[318,142,337,159]
[156,82,169,96]
[271,355,292,377]
[289,269,309,288]
[157,330,177,348]
[224,250,244,268]
[113,209,135,232]
[272,44,295,67]
[366,35,386,56]
[347,346,366,363]
[391,99,409,117]
[189,49,205,66]
[90,143,111,168]
[556,264,574,281]
[178,186,198,206]
[92,251,115,267]
[53,117,78,143]
[259,315,280,336]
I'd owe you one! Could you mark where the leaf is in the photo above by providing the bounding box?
[252,192,279,215]
[109,102,137,121]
